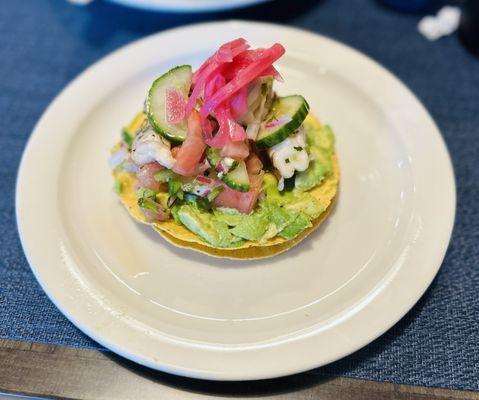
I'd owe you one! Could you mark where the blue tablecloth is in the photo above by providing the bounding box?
[1,0,478,391]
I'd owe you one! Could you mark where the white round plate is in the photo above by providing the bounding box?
[107,0,272,12]
[16,21,455,381]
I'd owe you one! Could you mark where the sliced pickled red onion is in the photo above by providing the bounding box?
[196,175,213,184]
[192,38,249,84]
[200,43,285,118]
[185,39,286,149]
[205,107,247,148]
[186,39,250,115]
[230,86,248,119]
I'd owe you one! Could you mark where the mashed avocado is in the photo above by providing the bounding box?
[213,208,243,226]
[295,124,335,192]
[176,187,320,246]
[177,204,244,248]
[231,212,270,240]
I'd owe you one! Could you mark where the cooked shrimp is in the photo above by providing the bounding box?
[131,127,176,169]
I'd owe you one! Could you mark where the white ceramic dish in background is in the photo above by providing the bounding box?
[16,21,455,380]
[67,0,274,12]
[109,0,273,12]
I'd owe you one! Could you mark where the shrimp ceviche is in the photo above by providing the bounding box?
[110,39,339,258]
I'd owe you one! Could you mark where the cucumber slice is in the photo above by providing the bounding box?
[206,147,222,169]
[255,95,310,148]
[146,65,192,145]
[208,148,250,192]
[221,160,250,192]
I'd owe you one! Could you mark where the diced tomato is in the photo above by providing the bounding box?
[213,173,263,214]
[136,162,163,192]
[250,172,263,189]
[214,187,242,212]
[246,153,263,175]
[172,111,206,176]
[221,139,250,160]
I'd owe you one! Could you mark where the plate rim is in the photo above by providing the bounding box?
[16,20,456,380]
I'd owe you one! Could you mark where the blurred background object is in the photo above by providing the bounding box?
[378,0,435,12]
[68,0,275,12]
[67,0,94,4]
[418,6,461,41]
[459,0,479,55]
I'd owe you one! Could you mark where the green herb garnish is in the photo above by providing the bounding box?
[294,146,303,151]
[285,158,290,164]
[121,129,133,147]
[168,178,184,200]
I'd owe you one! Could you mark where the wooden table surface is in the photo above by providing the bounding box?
[1,339,477,400]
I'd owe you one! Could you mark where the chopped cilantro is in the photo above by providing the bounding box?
[168,178,184,200]
[121,129,133,147]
